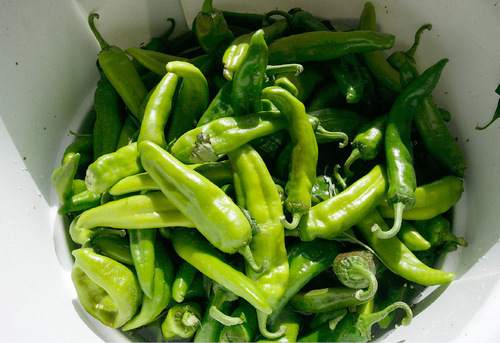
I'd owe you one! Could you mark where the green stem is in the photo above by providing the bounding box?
[257,311,287,340]
[88,13,110,50]
[280,212,303,230]
[209,306,245,326]
[372,202,404,239]
[355,301,412,336]
[406,24,433,58]
[344,148,361,177]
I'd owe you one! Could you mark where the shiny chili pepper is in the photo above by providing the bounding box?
[139,140,255,259]
[193,0,234,58]
[88,13,148,122]
[69,191,193,245]
[137,71,180,150]
[108,160,233,196]
[161,302,202,340]
[262,86,318,230]
[170,228,273,315]
[52,153,80,204]
[172,261,200,303]
[165,61,209,143]
[231,29,269,116]
[219,299,259,343]
[129,228,157,299]
[387,26,467,178]
[377,175,463,221]
[85,142,144,194]
[356,209,455,285]
[92,66,124,160]
[290,286,372,313]
[222,19,289,81]
[267,30,395,64]
[90,232,134,266]
[298,164,388,241]
[344,114,387,176]
[333,251,378,301]
[57,188,102,215]
[125,47,188,76]
[413,215,468,252]
[269,239,344,324]
[122,237,174,331]
[396,220,432,251]
[378,58,449,240]
[71,247,142,328]
[297,301,412,342]
[229,144,289,339]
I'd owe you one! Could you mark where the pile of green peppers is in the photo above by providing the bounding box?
[51,1,469,342]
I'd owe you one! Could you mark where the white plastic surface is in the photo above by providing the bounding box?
[0,0,499,342]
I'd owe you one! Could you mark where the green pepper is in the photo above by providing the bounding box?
[161,302,202,340]
[92,67,124,160]
[90,233,134,266]
[298,164,387,241]
[51,153,81,204]
[377,175,463,220]
[88,13,148,122]
[269,239,344,324]
[85,142,144,194]
[193,0,234,58]
[69,191,193,245]
[61,135,93,167]
[413,215,468,252]
[219,299,259,343]
[139,140,252,257]
[129,229,157,299]
[165,61,210,143]
[344,114,387,176]
[356,209,455,285]
[197,80,234,126]
[255,305,301,343]
[267,30,395,64]
[172,261,200,303]
[333,251,378,302]
[379,58,449,240]
[297,301,412,342]
[229,144,289,339]
[122,238,175,331]
[125,47,188,76]
[71,247,142,328]
[396,220,432,251]
[57,188,102,215]
[289,287,372,313]
[170,228,273,315]
[262,86,318,230]
[231,29,269,116]
[223,19,289,81]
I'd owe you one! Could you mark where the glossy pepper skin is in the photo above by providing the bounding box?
[71,248,142,328]
[231,29,269,116]
[122,238,175,331]
[267,30,395,64]
[229,144,289,339]
[129,228,157,299]
[51,153,80,204]
[172,261,199,303]
[298,165,387,241]
[356,209,455,285]
[165,61,210,143]
[137,71,180,150]
[170,228,273,315]
[88,13,148,122]
[377,175,464,221]
[92,67,124,160]
[380,58,449,240]
[139,140,252,255]
[194,0,234,58]
[85,142,144,194]
[290,287,373,314]
[268,239,344,324]
[262,86,318,230]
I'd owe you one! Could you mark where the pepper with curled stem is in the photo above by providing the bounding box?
[333,251,379,301]
[297,301,412,342]
[161,302,202,340]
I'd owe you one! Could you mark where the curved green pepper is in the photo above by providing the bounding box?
[289,287,372,313]
[129,229,156,299]
[71,247,142,328]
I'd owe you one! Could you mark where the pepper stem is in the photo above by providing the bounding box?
[328,309,348,330]
[355,301,413,339]
[280,212,302,230]
[406,24,433,59]
[344,148,361,177]
[315,127,349,148]
[182,311,200,327]
[209,306,244,326]
[238,245,269,273]
[266,64,304,77]
[350,263,378,301]
[372,202,404,239]
[333,164,347,190]
[201,0,214,13]
[257,311,287,339]
[88,13,110,50]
